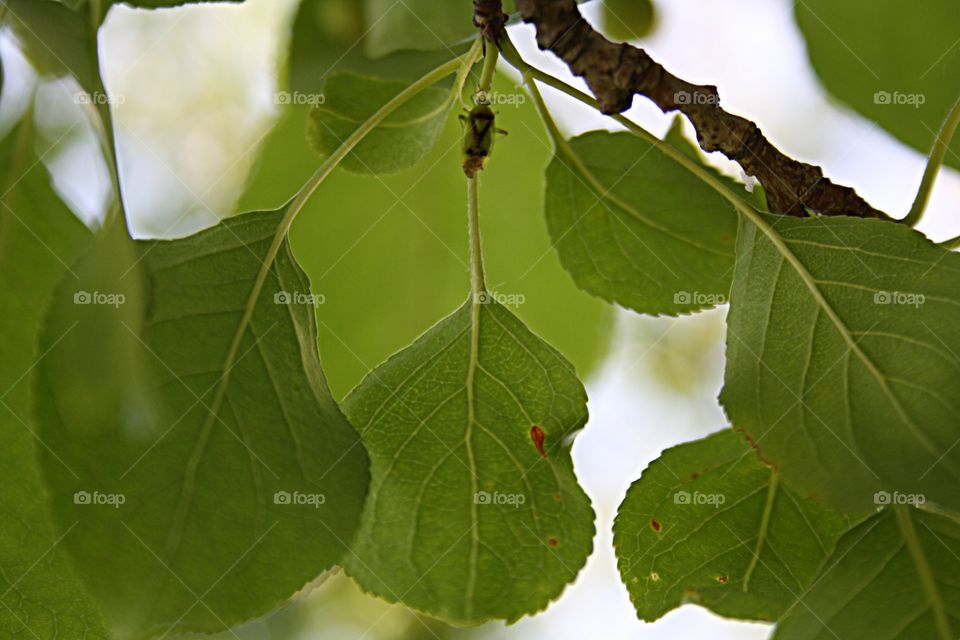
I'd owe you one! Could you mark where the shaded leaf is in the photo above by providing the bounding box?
[5,0,100,97]
[342,298,594,624]
[774,507,960,640]
[796,0,960,169]
[601,0,656,41]
[0,111,109,640]
[721,214,960,514]
[34,209,369,637]
[544,130,738,315]
[614,429,852,622]
[363,0,474,59]
[308,72,453,175]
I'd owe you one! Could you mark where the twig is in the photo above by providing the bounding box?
[514,0,892,220]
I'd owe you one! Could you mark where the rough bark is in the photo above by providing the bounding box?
[515,0,891,219]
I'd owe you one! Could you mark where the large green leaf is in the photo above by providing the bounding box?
[774,507,960,640]
[614,429,852,622]
[307,72,453,175]
[796,0,960,169]
[342,298,595,624]
[34,209,369,637]
[0,113,109,639]
[240,80,614,399]
[721,214,960,514]
[544,130,738,316]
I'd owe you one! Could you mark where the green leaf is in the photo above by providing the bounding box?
[774,507,960,640]
[544,130,738,315]
[286,0,461,95]
[361,0,587,58]
[0,112,109,640]
[721,214,960,514]
[363,0,475,58]
[34,209,369,637]
[601,0,657,41]
[614,429,852,622]
[342,298,595,624]
[796,0,960,169]
[241,79,614,399]
[5,0,100,96]
[307,72,453,175]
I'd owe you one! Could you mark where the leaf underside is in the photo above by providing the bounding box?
[774,507,960,640]
[343,298,595,625]
[614,429,852,623]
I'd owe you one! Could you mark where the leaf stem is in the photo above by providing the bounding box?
[894,505,953,640]
[903,95,960,228]
[468,175,486,295]
[477,44,499,97]
[88,0,131,231]
[743,470,778,592]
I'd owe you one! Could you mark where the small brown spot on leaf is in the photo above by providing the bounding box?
[530,425,547,458]
[650,519,662,533]
[717,575,728,584]
[547,537,559,547]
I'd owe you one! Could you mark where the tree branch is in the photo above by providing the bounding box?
[514,0,892,220]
